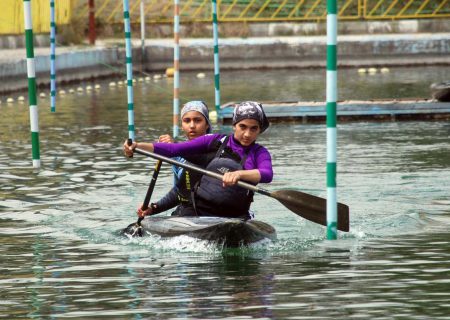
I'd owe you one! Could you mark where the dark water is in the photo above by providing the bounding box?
[1,66,450,319]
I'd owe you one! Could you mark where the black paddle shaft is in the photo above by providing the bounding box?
[127,139,163,226]
[134,147,260,192]
[137,160,163,225]
[142,161,162,209]
[132,147,350,232]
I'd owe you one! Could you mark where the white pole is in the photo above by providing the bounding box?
[23,0,40,168]
[326,0,338,240]
[123,0,135,141]
[140,0,145,63]
[211,0,221,114]
[173,0,180,137]
[50,0,56,112]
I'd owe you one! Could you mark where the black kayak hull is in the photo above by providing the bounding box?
[431,81,450,102]
[137,216,276,247]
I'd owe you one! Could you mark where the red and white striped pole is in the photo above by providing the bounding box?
[88,0,96,45]
[173,0,180,137]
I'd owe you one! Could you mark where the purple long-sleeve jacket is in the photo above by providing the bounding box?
[153,133,273,183]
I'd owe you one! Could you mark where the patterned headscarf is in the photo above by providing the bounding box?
[232,101,270,133]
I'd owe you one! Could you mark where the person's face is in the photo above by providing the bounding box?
[181,111,209,140]
[233,118,261,146]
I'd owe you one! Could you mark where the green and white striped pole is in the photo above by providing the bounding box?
[123,0,135,141]
[211,0,221,114]
[49,0,56,112]
[23,0,40,168]
[173,0,180,137]
[326,0,338,239]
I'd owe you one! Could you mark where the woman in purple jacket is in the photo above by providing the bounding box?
[124,101,273,219]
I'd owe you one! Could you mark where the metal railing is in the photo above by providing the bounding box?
[364,0,450,19]
[1,0,449,35]
[0,0,72,34]
[73,0,449,24]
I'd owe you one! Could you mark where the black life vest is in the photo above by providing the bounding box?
[174,140,224,206]
[175,155,207,205]
[194,136,254,218]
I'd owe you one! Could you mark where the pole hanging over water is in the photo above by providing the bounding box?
[326,0,338,239]
[211,0,221,114]
[140,0,145,64]
[23,0,40,168]
[49,0,56,112]
[123,0,135,141]
[173,0,180,137]
[88,0,96,45]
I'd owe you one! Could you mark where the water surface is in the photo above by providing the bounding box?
[1,66,449,319]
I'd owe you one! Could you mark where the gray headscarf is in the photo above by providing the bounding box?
[181,100,212,133]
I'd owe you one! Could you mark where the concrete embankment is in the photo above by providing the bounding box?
[143,33,450,70]
[1,33,449,94]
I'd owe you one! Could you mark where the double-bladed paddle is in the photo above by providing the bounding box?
[132,147,350,232]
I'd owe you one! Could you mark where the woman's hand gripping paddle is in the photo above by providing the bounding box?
[132,147,350,232]
[123,139,162,237]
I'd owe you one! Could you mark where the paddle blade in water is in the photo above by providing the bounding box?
[121,222,144,237]
[271,189,350,232]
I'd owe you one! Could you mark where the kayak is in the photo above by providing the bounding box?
[123,216,277,247]
[430,81,450,102]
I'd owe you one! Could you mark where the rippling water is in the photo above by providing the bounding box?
[1,66,449,318]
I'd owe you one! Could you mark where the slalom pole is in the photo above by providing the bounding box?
[88,0,96,45]
[173,0,180,137]
[49,0,56,112]
[123,0,135,141]
[140,0,145,63]
[211,0,221,114]
[326,0,338,239]
[23,0,40,168]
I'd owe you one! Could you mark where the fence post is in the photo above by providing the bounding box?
[23,0,41,168]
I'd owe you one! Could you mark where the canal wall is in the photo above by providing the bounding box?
[142,33,450,71]
[1,32,449,94]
